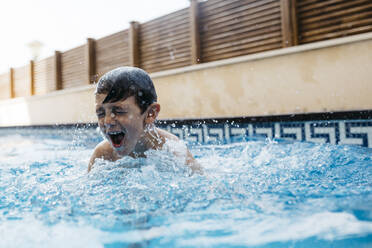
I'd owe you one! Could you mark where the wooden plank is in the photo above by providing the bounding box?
[190,0,200,64]
[140,37,190,55]
[200,0,278,22]
[61,44,85,89]
[30,60,35,95]
[141,48,191,62]
[300,10,372,32]
[129,21,140,67]
[54,51,62,90]
[301,25,372,43]
[141,50,190,65]
[140,21,189,40]
[141,36,190,51]
[141,51,190,64]
[203,19,281,44]
[96,46,129,55]
[140,33,190,50]
[12,66,29,98]
[97,61,131,68]
[297,0,323,8]
[86,38,96,84]
[299,0,370,18]
[200,2,280,31]
[97,55,129,64]
[280,0,298,47]
[0,73,10,99]
[203,35,282,57]
[142,47,190,64]
[141,42,191,56]
[141,15,189,32]
[61,51,85,61]
[201,0,265,18]
[96,50,131,75]
[97,55,129,63]
[301,18,372,38]
[203,28,282,51]
[300,3,372,25]
[298,0,347,13]
[140,21,189,38]
[9,68,14,98]
[203,9,281,37]
[203,42,282,62]
[203,27,281,53]
[141,44,190,56]
[96,40,129,50]
[141,56,190,67]
[143,60,191,73]
[200,8,281,36]
[34,56,54,95]
[199,0,242,9]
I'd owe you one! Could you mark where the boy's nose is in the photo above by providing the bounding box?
[104,113,116,126]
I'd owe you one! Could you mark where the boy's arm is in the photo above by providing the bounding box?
[185,149,203,175]
[157,128,203,175]
[88,141,115,172]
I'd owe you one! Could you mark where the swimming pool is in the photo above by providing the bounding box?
[0,125,371,247]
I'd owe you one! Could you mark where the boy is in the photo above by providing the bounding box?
[88,67,202,174]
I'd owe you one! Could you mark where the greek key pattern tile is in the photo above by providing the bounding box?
[160,120,372,148]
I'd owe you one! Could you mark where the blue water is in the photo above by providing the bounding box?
[0,127,371,248]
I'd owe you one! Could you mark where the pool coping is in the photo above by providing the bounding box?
[0,109,370,128]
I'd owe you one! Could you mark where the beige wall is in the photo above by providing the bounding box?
[154,35,372,119]
[0,86,96,126]
[0,33,371,126]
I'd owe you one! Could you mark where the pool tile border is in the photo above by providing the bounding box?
[157,120,372,148]
[2,110,371,148]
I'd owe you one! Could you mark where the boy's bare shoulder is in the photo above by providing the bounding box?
[156,127,203,175]
[88,140,117,172]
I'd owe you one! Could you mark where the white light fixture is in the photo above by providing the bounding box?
[27,40,44,61]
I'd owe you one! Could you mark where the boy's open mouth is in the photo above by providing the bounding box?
[108,131,126,148]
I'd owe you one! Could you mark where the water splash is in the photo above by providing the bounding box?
[0,128,371,247]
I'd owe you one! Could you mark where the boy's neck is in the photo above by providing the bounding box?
[130,125,164,157]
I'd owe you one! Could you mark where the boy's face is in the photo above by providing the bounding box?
[95,94,147,156]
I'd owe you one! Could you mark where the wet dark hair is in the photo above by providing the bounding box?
[95,67,157,113]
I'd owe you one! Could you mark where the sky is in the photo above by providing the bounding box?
[0,0,190,74]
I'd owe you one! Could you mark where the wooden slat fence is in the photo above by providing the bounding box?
[96,30,130,78]
[61,45,86,89]
[298,0,372,43]
[0,72,10,100]
[34,56,55,95]
[0,0,371,99]
[199,0,283,62]
[13,66,30,98]
[139,8,191,72]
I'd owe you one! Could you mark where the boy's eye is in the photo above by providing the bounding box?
[112,107,127,115]
[113,110,127,115]
[96,111,105,118]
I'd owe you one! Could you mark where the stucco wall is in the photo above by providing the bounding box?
[0,86,96,126]
[0,33,371,126]
[154,34,372,119]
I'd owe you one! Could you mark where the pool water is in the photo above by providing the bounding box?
[0,127,371,247]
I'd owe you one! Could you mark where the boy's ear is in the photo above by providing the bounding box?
[145,103,160,124]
